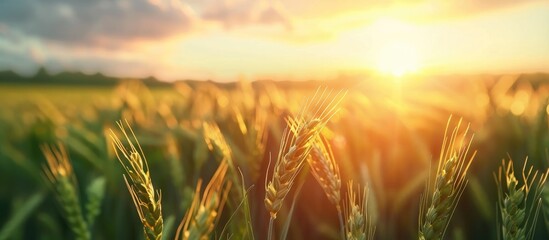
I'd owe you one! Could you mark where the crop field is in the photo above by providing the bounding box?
[1,74,549,240]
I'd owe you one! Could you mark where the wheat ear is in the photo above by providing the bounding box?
[109,120,163,240]
[175,161,232,240]
[264,88,346,240]
[203,122,233,163]
[232,106,268,181]
[344,181,375,240]
[495,158,548,240]
[418,118,477,240]
[42,143,90,240]
[308,134,344,238]
[84,177,106,229]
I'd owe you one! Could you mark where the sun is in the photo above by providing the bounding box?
[376,41,421,77]
[368,18,423,77]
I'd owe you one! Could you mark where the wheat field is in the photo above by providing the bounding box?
[1,75,549,240]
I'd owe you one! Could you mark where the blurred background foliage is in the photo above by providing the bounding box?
[1,73,549,240]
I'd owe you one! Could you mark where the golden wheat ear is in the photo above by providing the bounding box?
[109,120,163,240]
[495,158,548,240]
[42,143,91,240]
[418,117,477,240]
[203,121,232,163]
[308,134,341,206]
[307,134,344,236]
[264,87,346,240]
[175,161,232,240]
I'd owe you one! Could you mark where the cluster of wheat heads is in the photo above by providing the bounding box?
[110,121,163,240]
[264,88,346,240]
[495,158,548,240]
[110,120,234,240]
[419,118,477,240]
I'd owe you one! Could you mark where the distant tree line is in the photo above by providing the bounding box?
[0,67,171,87]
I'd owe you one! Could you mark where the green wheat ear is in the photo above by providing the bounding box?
[419,118,476,240]
[495,158,548,240]
[42,143,90,240]
[85,176,106,229]
[344,180,376,240]
[109,120,163,240]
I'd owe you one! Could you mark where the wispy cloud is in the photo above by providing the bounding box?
[202,0,292,30]
[280,0,542,20]
[0,0,196,47]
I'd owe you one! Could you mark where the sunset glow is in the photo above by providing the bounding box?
[376,41,421,77]
[0,1,548,81]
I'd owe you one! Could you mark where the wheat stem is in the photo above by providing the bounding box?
[267,217,275,240]
[337,205,345,240]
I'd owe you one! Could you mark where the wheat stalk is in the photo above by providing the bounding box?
[495,158,548,240]
[307,134,344,238]
[418,117,477,240]
[175,161,232,240]
[264,88,346,240]
[109,120,163,240]
[42,143,90,240]
[344,181,375,240]
[542,183,549,237]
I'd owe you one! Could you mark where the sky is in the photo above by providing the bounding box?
[0,0,548,81]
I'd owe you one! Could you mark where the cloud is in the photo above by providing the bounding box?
[0,32,49,74]
[447,0,542,16]
[0,0,539,47]
[386,0,544,23]
[202,0,292,30]
[0,0,197,47]
[257,2,292,30]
